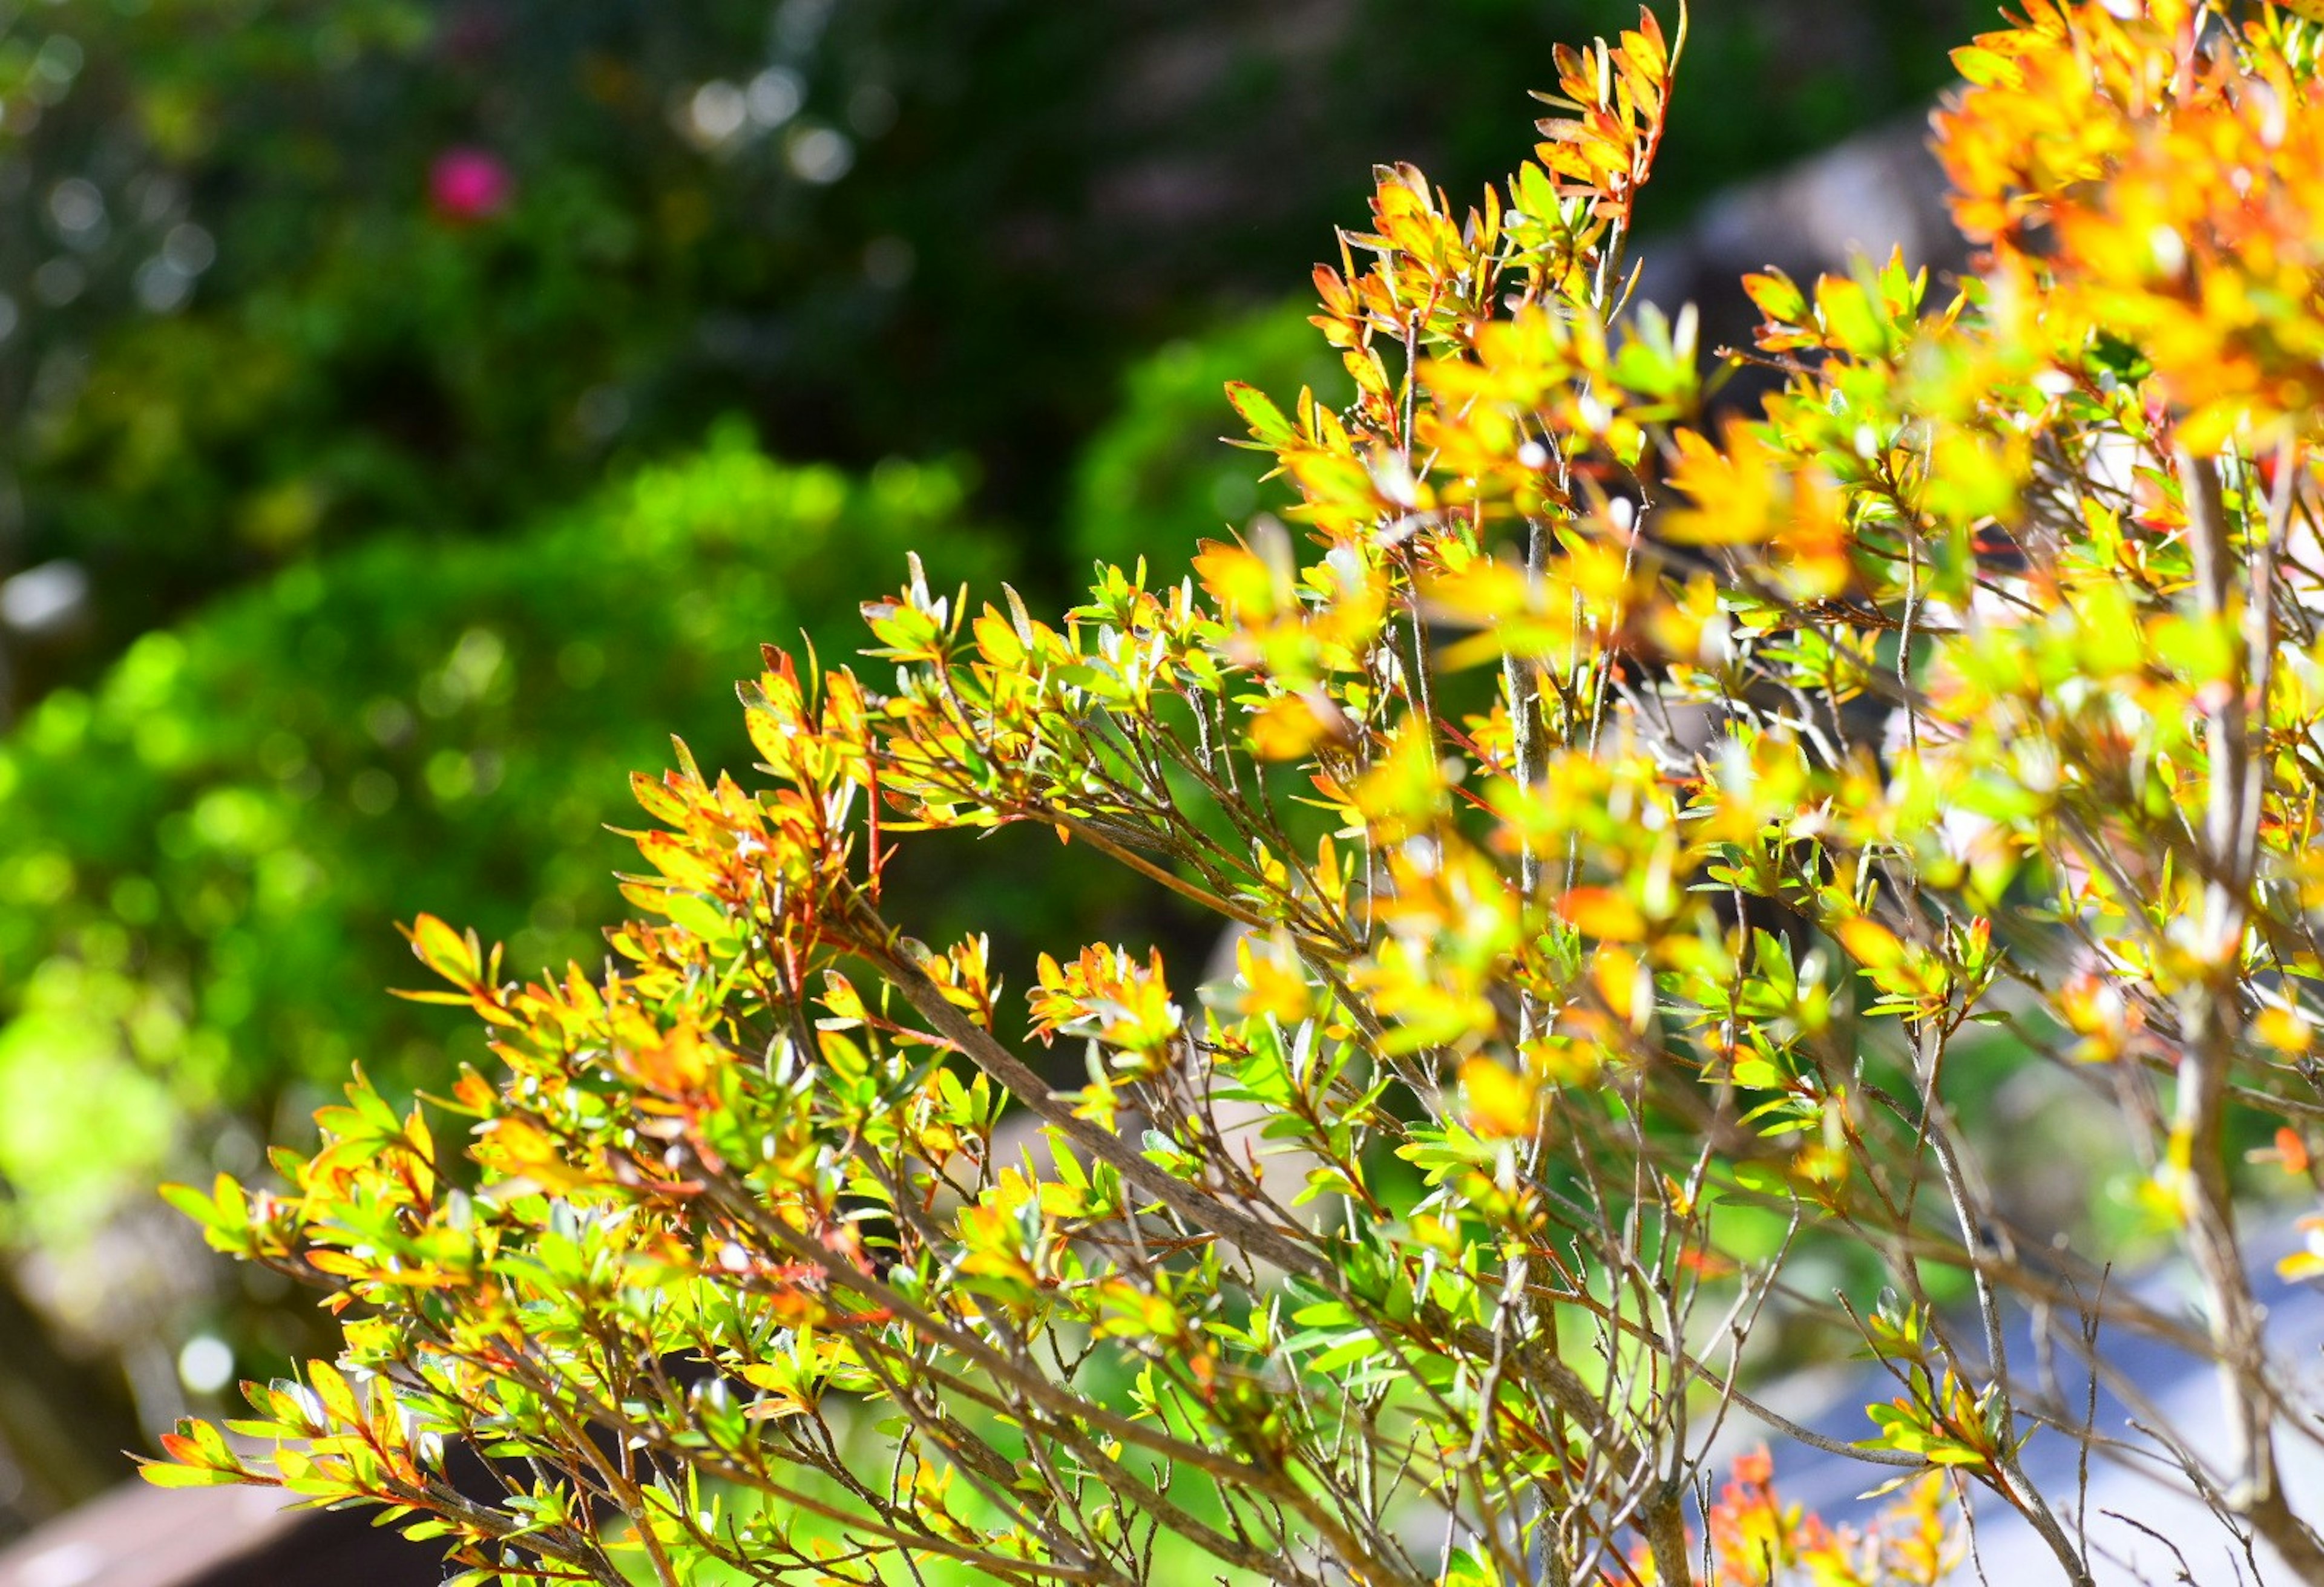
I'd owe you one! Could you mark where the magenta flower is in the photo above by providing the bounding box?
[429,148,513,222]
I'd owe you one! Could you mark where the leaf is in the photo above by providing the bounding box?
[1558,886,1646,942]
[1248,694,1333,761]
[1460,1058,1538,1139]
[1224,382,1296,450]
[1741,269,1807,326]
[1835,917,1905,972]
[138,1460,247,1489]
[402,912,481,990]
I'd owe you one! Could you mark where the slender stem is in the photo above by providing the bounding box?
[1508,516,1551,1047]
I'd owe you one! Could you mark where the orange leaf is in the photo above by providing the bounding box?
[1558,887,1646,942]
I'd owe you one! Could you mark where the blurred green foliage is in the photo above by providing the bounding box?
[2,0,1986,681]
[1069,301,1345,591]
[0,427,1000,1249]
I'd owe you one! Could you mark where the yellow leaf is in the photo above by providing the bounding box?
[971,607,1026,669]
[1193,541,1282,621]
[1741,269,1807,326]
[1835,917,1905,971]
[404,912,479,989]
[1460,1058,1539,1140]
[1236,935,1313,1023]
[1249,694,1334,761]
[2253,1006,2312,1055]
[623,1021,712,1096]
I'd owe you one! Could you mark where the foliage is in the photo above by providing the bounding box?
[0,427,1002,1263]
[1,0,1989,686]
[1692,1451,1958,1587]
[148,1,2324,1583]
[2,0,930,667]
[1069,300,1348,590]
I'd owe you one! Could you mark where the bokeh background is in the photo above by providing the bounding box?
[0,0,1988,1536]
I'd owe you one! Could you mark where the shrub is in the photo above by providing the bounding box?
[154,3,2324,1583]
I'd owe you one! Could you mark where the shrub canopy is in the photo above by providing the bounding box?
[153,4,2324,1585]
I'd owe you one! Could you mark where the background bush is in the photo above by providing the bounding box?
[3,0,1986,686]
[0,429,997,1328]
[1068,301,1345,590]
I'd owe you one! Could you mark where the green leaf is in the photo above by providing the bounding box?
[139,1461,247,1489]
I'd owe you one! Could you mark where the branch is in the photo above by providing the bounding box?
[852,899,1327,1281]
[2172,445,2324,1583]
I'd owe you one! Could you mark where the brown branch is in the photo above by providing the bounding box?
[2173,445,2324,1583]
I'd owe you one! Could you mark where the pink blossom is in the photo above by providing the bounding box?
[429,148,513,223]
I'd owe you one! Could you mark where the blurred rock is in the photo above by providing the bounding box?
[1632,113,1971,413]
[0,564,88,641]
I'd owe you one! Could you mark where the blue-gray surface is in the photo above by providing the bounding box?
[1751,1219,2324,1584]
